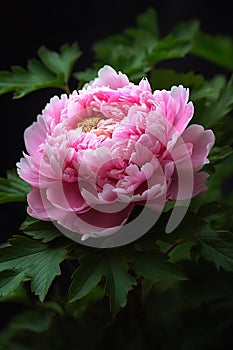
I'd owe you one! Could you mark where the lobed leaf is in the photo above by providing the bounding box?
[38,42,81,83]
[103,253,137,315]
[148,20,199,64]
[0,270,27,298]
[75,8,158,82]
[0,236,68,301]
[150,68,205,91]
[194,228,233,271]
[68,251,137,315]
[9,310,52,333]
[20,216,61,243]
[208,145,233,166]
[201,75,233,127]
[0,42,81,98]
[0,169,31,204]
[129,250,187,282]
[192,31,233,71]
[68,253,104,302]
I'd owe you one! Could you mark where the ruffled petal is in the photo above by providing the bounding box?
[181,124,215,171]
[89,65,129,89]
[46,181,89,213]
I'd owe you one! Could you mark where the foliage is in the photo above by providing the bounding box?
[0,7,233,350]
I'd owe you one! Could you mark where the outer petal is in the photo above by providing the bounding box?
[54,202,135,240]
[181,124,215,171]
[168,170,209,200]
[73,202,135,239]
[42,94,68,131]
[89,65,130,89]
[27,188,63,220]
[192,171,209,197]
[24,115,47,156]
[154,85,194,134]
[46,181,89,213]
[17,156,40,188]
[17,153,61,188]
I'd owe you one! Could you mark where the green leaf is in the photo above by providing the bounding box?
[197,201,233,224]
[103,253,137,315]
[191,154,233,208]
[202,75,233,127]
[9,310,52,333]
[69,251,137,315]
[20,216,61,243]
[68,253,104,302]
[38,42,81,83]
[191,74,226,102]
[0,310,52,350]
[0,42,81,98]
[192,31,233,71]
[168,240,196,263]
[208,145,233,166]
[150,69,205,91]
[0,169,30,204]
[136,7,159,38]
[0,60,61,98]
[89,8,158,79]
[130,250,187,282]
[0,236,68,301]
[73,68,98,85]
[0,270,27,297]
[148,20,199,64]
[149,209,206,244]
[195,228,233,271]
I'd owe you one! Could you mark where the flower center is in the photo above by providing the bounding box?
[76,116,103,133]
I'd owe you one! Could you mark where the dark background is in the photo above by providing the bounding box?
[0,0,232,239]
[0,2,233,348]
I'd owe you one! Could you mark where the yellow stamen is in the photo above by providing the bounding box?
[76,116,103,133]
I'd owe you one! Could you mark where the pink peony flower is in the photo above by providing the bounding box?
[17,65,215,243]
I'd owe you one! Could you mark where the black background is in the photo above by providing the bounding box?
[0,0,232,239]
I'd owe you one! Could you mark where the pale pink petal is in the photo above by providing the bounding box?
[24,115,47,156]
[181,124,215,171]
[74,202,135,231]
[17,154,61,188]
[43,94,68,130]
[154,86,194,134]
[138,78,152,92]
[90,65,129,89]
[46,181,89,213]
[27,188,63,220]
[192,171,209,197]
[168,169,209,200]
[81,183,118,204]
[16,65,215,242]
[17,156,40,188]
[55,202,135,239]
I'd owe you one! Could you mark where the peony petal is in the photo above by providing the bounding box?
[90,65,129,89]
[24,115,47,156]
[16,65,216,244]
[46,181,89,213]
[27,188,63,220]
[17,156,40,188]
[168,168,209,200]
[181,124,215,171]
[56,202,135,239]
[192,171,209,197]
[154,85,194,134]
[74,202,134,230]
[17,153,60,188]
